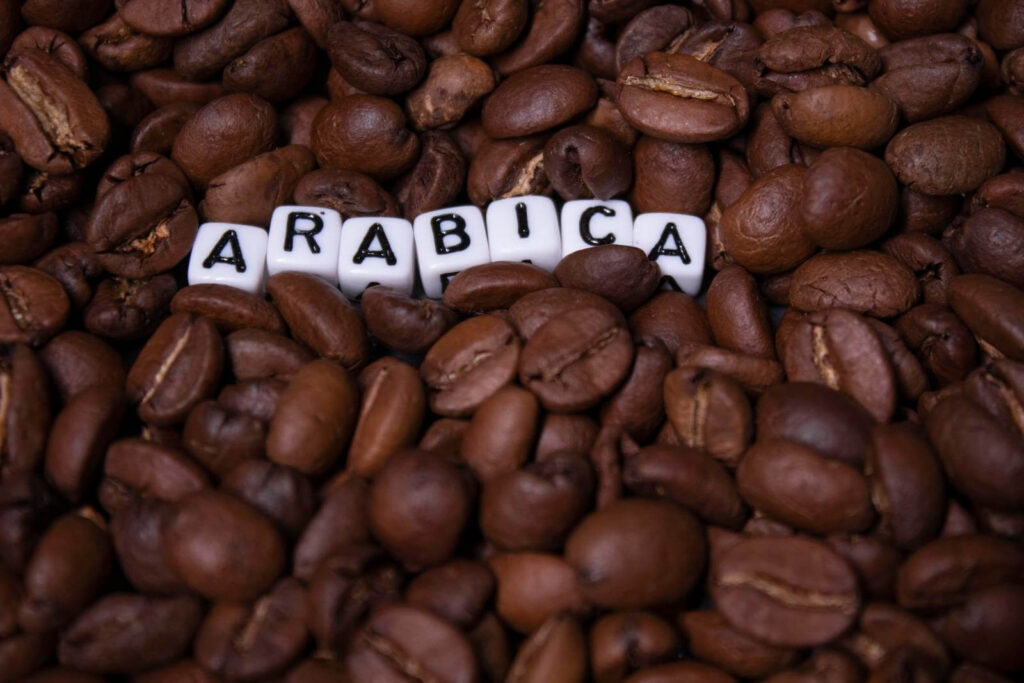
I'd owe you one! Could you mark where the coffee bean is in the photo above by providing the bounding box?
[80,14,173,73]
[171,93,278,187]
[453,0,528,57]
[327,20,427,97]
[493,0,585,75]
[467,134,551,205]
[544,125,632,201]
[782,308,898,422]
[616,52,750,143]
[873,34,982,122]
[676,342,785,395]
[720,164,816,274]
[109,499,188,595]
[790,251,920,318]
[631,136,714,215]
[869,0,969,40]
[555,245,660,312]
[615,5,692,74]
[948,274,1024,360]
[126,313,223,426]
[83,274,177,341]
[505,614,586,683]
[267,272,369,369]
[680,610,798,679]
[536,413,599,461]
[292,475,370,580]
[129,68,226,108]
[846,601,951,672]
[0,214,58,266]
[0,266,69,346]
[406,560,495,628]
[347,357,424,477]
[600,343,671,440]
[199,145,316,226]
[361,285,458,354]
[755,25,881,95]
[119,0,230,37]
[312,95,420,180]
[897,535,1024,610]
[98,438,210,513]
[394,131,466,219]
[461,385,539,481]
[944,208,1024,289]
[483,65,597,139]
[707,265,775,358]
[590,611,679,683]
[442,262,558,314]
[566,499,705,609]
[171,284,285,335]
[886,116,1006,195]
[0,50,110,174]
[194,577,308,680]
[224,27,317,103]
[711,536,861,648]
[773,85,898,149]
[664,366,752,467]
[43,386,123,502]
[628,291,712,355]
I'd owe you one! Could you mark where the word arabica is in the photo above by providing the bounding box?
[187,197,707,299]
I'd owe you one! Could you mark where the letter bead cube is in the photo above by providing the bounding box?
[413,205,491,299]
[560,199,634,257]
[633,213,707,295]
[485,196,562,271]
[337,217,416,298]
[188,222,269,294]
[267,205,343,284]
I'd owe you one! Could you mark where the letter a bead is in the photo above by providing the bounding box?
[633,213,707,295]
[337,217,416,298]
[188,222,269,294]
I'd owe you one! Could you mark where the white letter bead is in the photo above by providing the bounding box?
[267,205,343,284]
[633,213,707,296]
[188,222,269,294]
[337,217,416,299]
[485,196,562,272]
[560,199,634,257]
[414,205,491,299]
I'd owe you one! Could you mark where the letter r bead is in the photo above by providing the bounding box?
[267,205,343,284]
[188,222,269,294]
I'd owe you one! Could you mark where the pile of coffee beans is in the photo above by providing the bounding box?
[1,0,1023,682]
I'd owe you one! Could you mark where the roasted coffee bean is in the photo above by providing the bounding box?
[869,0,969,40]
[163,490,285,601]
[346,603,478,682]
[615,4,693,74]
[481,451,592,550]
[421,314,521,416]
[38,331,124,406]
[948,274,1024,361]
[897,535,1024,610]
[720,164,815,274]
[926,394,1024,510]
[631,136,714,215]
[405,560,494,628]
[590,611,679,683]
[44,386,123,502]
[194,577,308,680]
[668,20,763,93]
[490,552,588,632]
[57,593,203,674]
[664,366,752,467]
[566,499,705,609]
[214,375,281,421]
[801,147,898,250]
[369,449,471,569]
[394,131,467,219]
[266,359,358,475]
[706,265,774,358]
[80,14,173,73]
[483,65,597,139]
[493,0,585,75]
[118,0,230,37]
[0,50,109,174]
[845,601,951,672]
[505,614,586,683]
[0,214,58,265]
[880,233,959,306]
[600,343,671,440]
[171,93,278,187]
[628,291,712,354]
[536,413,599,460]
[0,266,69,347]
[126,313,223,426]
[172,0,289,80]
[267,272,369,369]
[467,134,551,205]
[555,245,659,312]
[442,262,558,314]
[129,68,226,108]
[453,0,527,57]
[738,438,875,534]
[754,25,881,95]
[199,145,316,225]
[361,285,458,354]
[676,342,785,395]
[773,85,898,149]
[281,96,327,147]
[790,251,920,318]
[544,125,632,201]
[181,400,265,477]
[886,116,1006,196]
[294,167,401,219]
[327,20,427,97]
[510,286,623,340]
[19,510,111,633]
[895,304,977,386]
[680,610,798,679]
[98,438,210,513]
[32,243,100,311]
[17,172,86,215]
[171,284,285,335]
[109,499,189,595]
[460,385,539,481]
[223,27,317,103]
[712,536,861,648]
[944,208,1024,289]
[312,95,420,180]
[616,52,750,143]
[83,274,177,341]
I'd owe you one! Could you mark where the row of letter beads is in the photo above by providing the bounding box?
[187,197,708,299]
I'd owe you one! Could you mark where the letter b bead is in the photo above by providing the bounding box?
[414,206,491,298]
[188,222,269,294]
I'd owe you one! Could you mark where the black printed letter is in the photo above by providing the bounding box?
[514,202,530,238]
[284,212,324,253]
[353,223,397,265]
[647,222,691,264]
[431,213,470,254]
[580,206,617,246]
[203,230,247,272]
